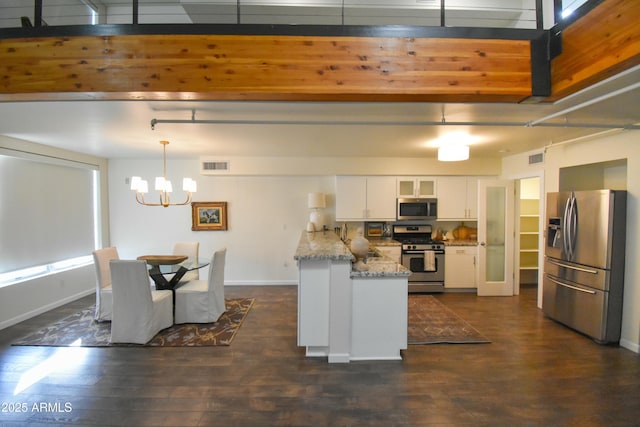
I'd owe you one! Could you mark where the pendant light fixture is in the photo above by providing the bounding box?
[435,110,471,161]
[438,144,470,161]
[130,140,197,207]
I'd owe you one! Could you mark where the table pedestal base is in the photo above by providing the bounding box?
[148,266,189,321]
[149,266,188,290]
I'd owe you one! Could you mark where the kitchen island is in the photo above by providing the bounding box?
[294,230,410,363]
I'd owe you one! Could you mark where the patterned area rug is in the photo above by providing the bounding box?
[408,295,490,344]
[13,298,254,347]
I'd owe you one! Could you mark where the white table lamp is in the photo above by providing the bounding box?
[307,192,326,232]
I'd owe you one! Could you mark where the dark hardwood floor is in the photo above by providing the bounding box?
[1,285,639,426]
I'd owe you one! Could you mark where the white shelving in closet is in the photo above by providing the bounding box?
[519,198,539,285]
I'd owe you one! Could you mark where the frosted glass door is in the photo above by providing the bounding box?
[477,179,514,296]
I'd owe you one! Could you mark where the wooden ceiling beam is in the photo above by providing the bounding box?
[548,0,640,101]
[1,0,637,104]
[0,34,533,103]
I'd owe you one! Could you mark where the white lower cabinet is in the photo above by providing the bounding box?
[297,249,408,362]
[351,277,407,361]
[297,259,330,348]
[444,246,477,288]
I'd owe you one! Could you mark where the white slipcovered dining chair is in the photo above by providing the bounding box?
[92,247,119,322]
[172,241,200,281]
[174,247,227,324]
[109,260,173,344]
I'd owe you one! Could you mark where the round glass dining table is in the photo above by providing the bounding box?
[137,255,210,290]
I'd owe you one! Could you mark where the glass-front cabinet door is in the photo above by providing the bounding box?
[397,177,436,198]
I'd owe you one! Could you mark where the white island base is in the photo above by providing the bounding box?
[295,231,409,363]
[350,276,408,361]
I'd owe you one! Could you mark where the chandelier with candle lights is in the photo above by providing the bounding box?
[130,140,197,207]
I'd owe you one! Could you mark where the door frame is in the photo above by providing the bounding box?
[504,170,545,308]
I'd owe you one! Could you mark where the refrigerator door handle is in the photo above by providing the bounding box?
[566,194,572,259]
[568,194,578,260]
[547,276,597,295]
[547,259,599,275]
[567,195,573,259]
[563,197,571,257]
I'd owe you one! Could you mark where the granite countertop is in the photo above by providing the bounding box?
[368,238,401,247]
[294,231,354,261]
[443,240,479,246]
[294,231,410,278]
[350,254,411,278]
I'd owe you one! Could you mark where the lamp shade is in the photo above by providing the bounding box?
[308,192,326,209]
[155,176,166,191]
[438,144,469,161]
[182,178,197,193]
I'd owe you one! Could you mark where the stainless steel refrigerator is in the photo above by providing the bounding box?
[543,190,627,343]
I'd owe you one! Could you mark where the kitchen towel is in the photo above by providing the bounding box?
[424,250,436,272]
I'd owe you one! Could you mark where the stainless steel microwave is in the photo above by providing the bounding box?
[396,198,437,221]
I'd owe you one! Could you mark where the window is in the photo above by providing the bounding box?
[561,0,589,18]
[0,154,99,287]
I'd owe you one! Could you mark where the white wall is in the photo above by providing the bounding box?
[520,176,540,199]
[108,156,500,285]
[108,159,335,285]
[502,132,639,353]
[0,266,95,330]
[193,155,501,176]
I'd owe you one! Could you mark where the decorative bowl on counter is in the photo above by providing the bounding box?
[452,223,477,241]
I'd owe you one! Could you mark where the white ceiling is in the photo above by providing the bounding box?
[1,65,638,160]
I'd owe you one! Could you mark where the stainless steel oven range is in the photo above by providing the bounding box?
[393,224,445,293]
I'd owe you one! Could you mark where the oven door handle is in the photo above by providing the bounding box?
[404,250,444,255]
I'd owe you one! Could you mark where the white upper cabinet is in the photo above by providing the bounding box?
[366,176,397,220]
[336,176,396,221]
[336,176,367,221]
[396,177,437,198]
[437,176,478,220]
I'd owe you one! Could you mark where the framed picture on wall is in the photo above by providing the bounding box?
[191,201,228,231]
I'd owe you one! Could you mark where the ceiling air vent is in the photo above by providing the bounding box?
[528,152,544,165]
[200,159,230,175]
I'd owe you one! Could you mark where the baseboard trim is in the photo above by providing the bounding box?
[224,280,297,286]
[0,288,94,331]
[328,353,351,363]
[619,338,640,354]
